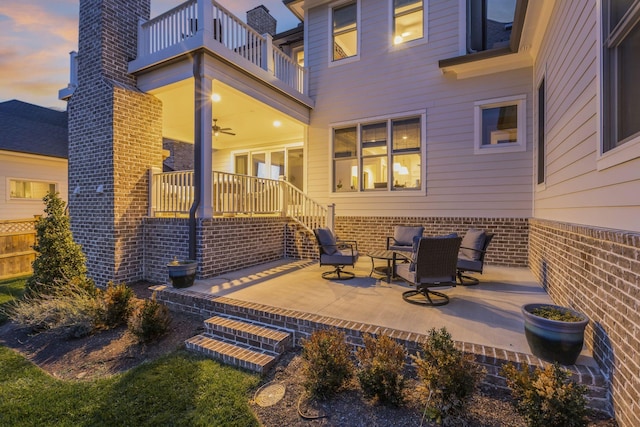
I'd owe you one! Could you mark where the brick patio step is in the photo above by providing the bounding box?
[185,334,277,374]
[203,315,293,354]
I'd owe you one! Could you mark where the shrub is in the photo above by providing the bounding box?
[501,362,589,427]
[355,333,406,406]
[413,327,485,425]
[26,192,89,296]
[128,293,172,343]
[99,282,134,328]
[9,277,101,338]
[301,328,353,399]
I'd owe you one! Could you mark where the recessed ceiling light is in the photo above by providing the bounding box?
[211,93,221,102]
[273,120,282,127]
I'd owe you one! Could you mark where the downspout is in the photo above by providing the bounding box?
[189,52,203,260]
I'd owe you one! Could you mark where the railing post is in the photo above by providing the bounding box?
[279,175,288,217]
[262,33,274,74]
[137,18,146,58]
[327,203,335,233]
[197,0,214,40]
[148,167,161,217]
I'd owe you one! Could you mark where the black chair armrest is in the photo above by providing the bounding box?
[337,239,358,251]
[386,236,396,249]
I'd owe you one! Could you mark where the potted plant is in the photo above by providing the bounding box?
[166,257,197,288]
[522,303,589,365]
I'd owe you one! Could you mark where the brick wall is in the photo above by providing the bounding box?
[335,216,529,267]
[529,219,640,424]
[162,138,194,171]
[69,0,162,285]
[144,217,288,283]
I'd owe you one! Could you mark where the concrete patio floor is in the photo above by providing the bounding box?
[188,258,594,365]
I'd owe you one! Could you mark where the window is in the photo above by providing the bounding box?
[332,114,423,192]
[602,0,640,153]
[467,0,517,53]
[332,1,358,61]
[9,179,57,200]
[537,78,545,185]
[393,0,425,45]
[474,95,526,154]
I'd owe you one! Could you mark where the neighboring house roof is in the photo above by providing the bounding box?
[0,99,68,159]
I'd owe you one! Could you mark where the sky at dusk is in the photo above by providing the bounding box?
[0,0,301,111]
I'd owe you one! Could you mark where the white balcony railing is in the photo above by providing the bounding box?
[149,170,329,233]
[136,0,307,95]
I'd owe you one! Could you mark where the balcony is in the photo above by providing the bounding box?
[128,0,308,100]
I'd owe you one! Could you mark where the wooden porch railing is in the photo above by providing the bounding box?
[149,170,331,233]
[136,0,307,95]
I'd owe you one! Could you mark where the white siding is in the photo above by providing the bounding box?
[0,151,68,220]
[305,0,534,217]
[534,0,640,232]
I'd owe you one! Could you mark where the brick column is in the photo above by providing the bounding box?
[68,0,163,285]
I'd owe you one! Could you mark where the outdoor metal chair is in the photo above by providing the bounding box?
[313,228,359,280]
[397,236,462,306]
[457,229,494,285]
[385,225,424,254]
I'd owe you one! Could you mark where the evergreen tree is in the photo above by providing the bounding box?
[26,192,89,295]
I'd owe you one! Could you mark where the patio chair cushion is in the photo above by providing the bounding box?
[394,226,425,246]
[315,227,338,255]
[460,229,486,261]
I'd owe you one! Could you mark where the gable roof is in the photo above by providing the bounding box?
[0,99,68,159]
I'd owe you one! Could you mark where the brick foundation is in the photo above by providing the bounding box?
[335,216,529,267]
[529,218,640,423]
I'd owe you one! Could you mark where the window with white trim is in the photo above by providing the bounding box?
[332,114,423,192]
[474,95,526,154]
[393,0,425,45]
[332,1,358,61]
[9,179,57,200]
[601,0,640,153]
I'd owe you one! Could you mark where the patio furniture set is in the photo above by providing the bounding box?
[313,226,493,306]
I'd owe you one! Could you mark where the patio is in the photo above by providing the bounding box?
[176,258,596,366]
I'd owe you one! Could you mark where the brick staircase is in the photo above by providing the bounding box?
[185,315,293,374]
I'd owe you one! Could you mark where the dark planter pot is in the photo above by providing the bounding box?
[167,260,197,288]
[522,303,589,365]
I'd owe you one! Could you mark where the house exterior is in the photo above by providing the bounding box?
[0,100,68,220]
[62,1,639,424]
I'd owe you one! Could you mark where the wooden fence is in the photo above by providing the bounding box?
[0,218,37,280]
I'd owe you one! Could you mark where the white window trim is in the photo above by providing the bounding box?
[389,0,429,51]
[7,177,59,202]
[596,0,640,170]
[329,109,427,195]
[473,94,527,155]
[328,0,361,67]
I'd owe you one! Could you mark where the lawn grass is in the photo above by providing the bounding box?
[0,276,28,324]
[0,347,261,426]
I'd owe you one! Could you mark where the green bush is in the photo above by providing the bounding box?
[355,333,406,406]
[128,293,172,343]
[8,277,101,338]
[26,192,89,296]
[301,328,353,399]
[501,362,589,427]
[413,327,485,425]
[99,282,134,328]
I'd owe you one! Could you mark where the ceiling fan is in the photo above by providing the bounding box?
[212,119,235,136]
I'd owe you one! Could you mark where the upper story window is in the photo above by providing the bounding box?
[467,0,517,53]
[474,94,526,154]
[601,0,640,153]
[332,1,359,61]
[332,113,424,192]
[393,0,425,45]
[9,179,57,200]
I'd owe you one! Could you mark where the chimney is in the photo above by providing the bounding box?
[247,5,277,36]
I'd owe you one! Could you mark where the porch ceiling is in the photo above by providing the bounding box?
[150,79,305,149]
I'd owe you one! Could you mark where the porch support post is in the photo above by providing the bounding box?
[195,67,213,218]
[327,203,335,233]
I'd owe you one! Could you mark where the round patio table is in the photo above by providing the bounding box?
[367,250,410,283]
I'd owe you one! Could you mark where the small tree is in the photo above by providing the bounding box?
[26,192,89,295]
